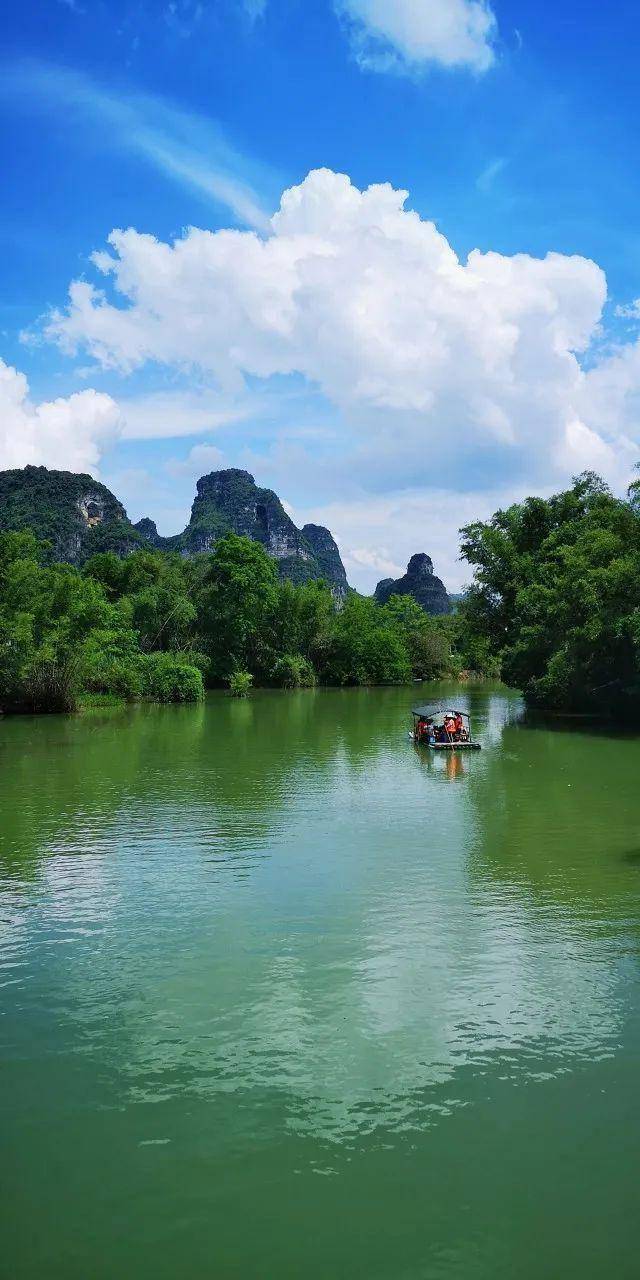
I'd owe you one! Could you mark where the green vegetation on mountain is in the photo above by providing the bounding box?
[458,470,640,714]
[0,466,145,564]
[0,464,350,598]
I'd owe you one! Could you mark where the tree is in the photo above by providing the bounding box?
[0,532,203,712]
[459,472,640,713]
[197,534,279,680]
[379,594,452,679]
[86,549,197,652]
[316,594,411,685]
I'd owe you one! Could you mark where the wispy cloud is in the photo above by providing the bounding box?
[117,388,259,440]
[3,61,275,231]
[476,155,507,192]
[242,0,267,20]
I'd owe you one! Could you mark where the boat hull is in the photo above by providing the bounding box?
[410,735,481,750]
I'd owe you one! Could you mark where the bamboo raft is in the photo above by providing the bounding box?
[410,704,482,750]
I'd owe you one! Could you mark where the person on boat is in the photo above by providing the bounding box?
[444,713,456,739]
[454,711,464,737]
[416,716,428,742]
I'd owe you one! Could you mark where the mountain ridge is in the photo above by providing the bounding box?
[0,464,349,599]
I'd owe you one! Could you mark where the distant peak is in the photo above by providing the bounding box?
[374,551,449,615]
[407,553,434,576]
[302,523,336,544]
[196,468,255,491]
[134,517,159,538]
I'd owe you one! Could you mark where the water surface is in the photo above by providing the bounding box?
[2,685,640,1278]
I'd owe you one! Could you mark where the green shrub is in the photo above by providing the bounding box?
[271,654,316,688]
[228,669,253,697]
[140,652,204,702]
[79,627,143,699]
[79,692,127,709]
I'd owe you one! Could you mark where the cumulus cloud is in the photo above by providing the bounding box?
[0,358,121,473]
[44,166,639,496]
[335,0,498,74]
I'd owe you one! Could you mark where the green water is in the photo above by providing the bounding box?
[2,685,640,1279]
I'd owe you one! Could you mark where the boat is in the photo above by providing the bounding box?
[410,704,481,750]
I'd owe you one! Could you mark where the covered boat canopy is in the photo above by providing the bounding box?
[412,703,470,726]
[411,703,481,749]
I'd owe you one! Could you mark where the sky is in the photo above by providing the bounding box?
[3,0,640,591]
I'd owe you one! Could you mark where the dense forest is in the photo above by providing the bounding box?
[459,470,640,716]
[3,468,638,716]
[0,528,470,713]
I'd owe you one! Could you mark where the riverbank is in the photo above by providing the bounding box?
[1,669,491,718]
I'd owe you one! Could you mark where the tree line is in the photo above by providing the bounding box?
[5,467,633,717]
[0,528,474,713]
[458,470,640,716]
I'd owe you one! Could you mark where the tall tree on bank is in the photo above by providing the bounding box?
[459,471,640,713]
[196,534,280,680]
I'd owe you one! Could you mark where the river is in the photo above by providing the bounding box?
[1,684,639,1279]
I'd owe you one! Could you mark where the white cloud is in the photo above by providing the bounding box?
[344,546,404,578]
[614,298,640,321]
[0,358,121,473]
[557,418,637,491]
[44,166,639,499]
[335,0,498,74]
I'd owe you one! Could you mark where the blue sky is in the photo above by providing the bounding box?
[3,0,640,589]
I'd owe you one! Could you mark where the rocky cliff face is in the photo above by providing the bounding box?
[158,469,349,599]
[301,524,348,599]
[179,469,310,558]
[0,465,350,598]
[0,465,144,563]
[374,553,450,615]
